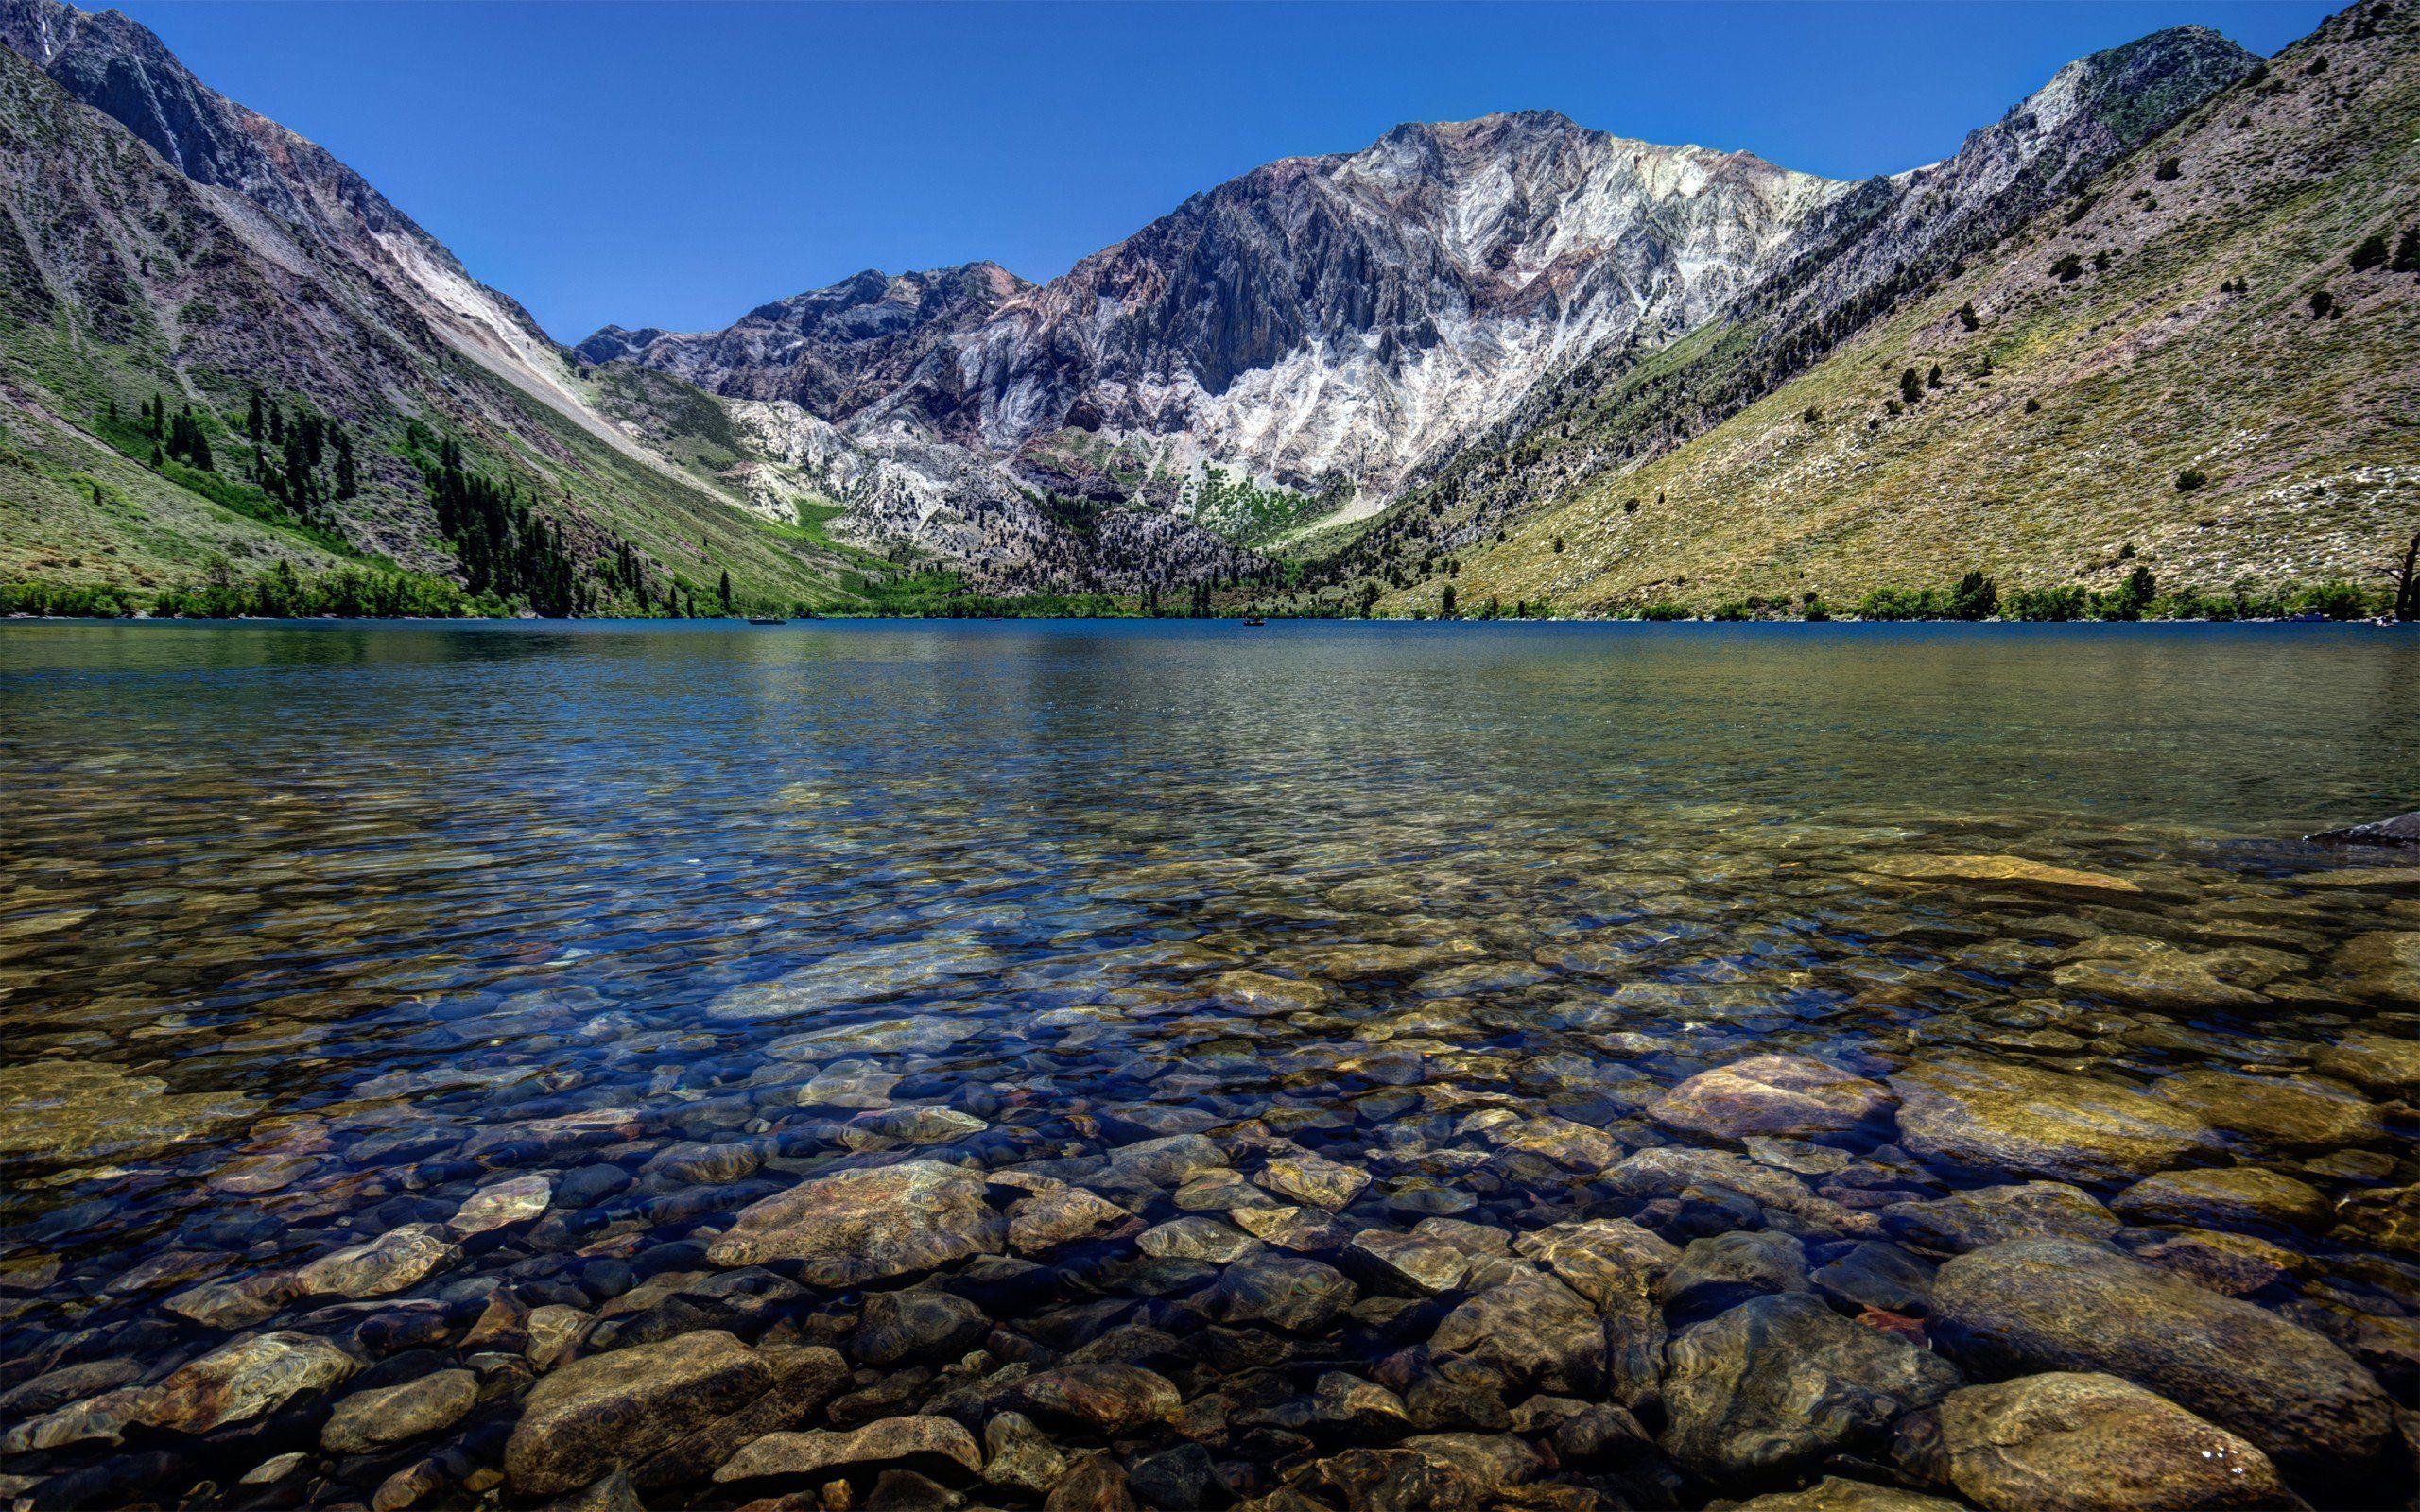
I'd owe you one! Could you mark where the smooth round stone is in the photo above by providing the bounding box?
[1661,1230,1811,1318]
[2130,1229,2301,1297]
[1206,1254,1356,1333]
[1136,1216,1259,1263]
[1931,1238,2394,1473]
[1007,1364,1183,1435]
[1882,1183,2120,1254]
[2311,1031,2420,1097]
[1730,1479,1967,1512]
[1941,1371,2288,1512]
[1864,853,2141,894]
[2151,1068,2383,1152]
[854,1289,988,1366]
[141,1332,359,1435]
[982,1411,1069,1497]
[452,1174,555,1235]
[714,1415,983,1483]
[1008,1187,1130,1256]
[321,1368,479,1453]
[296,1224,459,1298]
[1650,1054,1895,1141]
[1428,1269,1607,1396]
[504,1330,775,1497]
[1891,1059,2215,1185]
[1258,1152,1371,1210]
[1660,1293,1962,1479]
[2110,1167,2331,1233]
[642,1142,763,1184]
[2333,931,2420,1006]
[705,1161,1004,1282]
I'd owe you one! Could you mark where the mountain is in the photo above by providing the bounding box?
[581,112,1844,566]
[1418,1,2420,615]
[0,0,888,610]
[1339,24,2266,581]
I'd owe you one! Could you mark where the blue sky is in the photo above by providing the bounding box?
[110,1,2336,342]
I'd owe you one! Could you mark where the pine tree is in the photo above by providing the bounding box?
[2393,229,2420,274]
[1899,368,1924,404]
[334,428,358,500]
[246,389,265,440]
[717,569,733,615]
[2351,233,2391,273]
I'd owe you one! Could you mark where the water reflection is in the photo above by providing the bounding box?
[0,621,2415,1507]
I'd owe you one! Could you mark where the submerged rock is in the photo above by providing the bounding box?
[1730,1479,1966,1512]
[1881,1182,2120,1254]
[504,1330,776,1497]
[1891,1059,2214,1185]
[1660,1293,1961,1479]
[142,1332,359,1435]
[321,1369,478,1453]
[715,1415,984,1483]
[706,1160,1004,1282]
[1939,1371,2288,1512]
[1429,1270,1608,1395]
[295,1223,458,1298]
[2307,811,2420,847]
[2110,1167,2331,1233]
[1008,1365,1183,1435]
[1931,1238,2394,1472]
[1008,1187,1130,1255]
[2151,1068,2382,1153]
[1864,853,2141,895]
[0,1060,258,1163]
[1651,1054,1895,1141]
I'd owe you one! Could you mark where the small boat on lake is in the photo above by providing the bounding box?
[748,616,787,626]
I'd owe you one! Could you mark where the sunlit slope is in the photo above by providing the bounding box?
[1424,3,2419,614]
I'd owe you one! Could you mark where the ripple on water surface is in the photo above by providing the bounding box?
[0,620,2415,1509]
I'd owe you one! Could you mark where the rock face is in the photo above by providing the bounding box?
[581,112,1844,577]
[1661,1294,1962,1478]
[1939,1371,2289,1512]
[705,1161,1005,1282]
[1890,1058,2214,1184]
[1651,1054,1894,1140]
[1344,23,2262,571]
[1930,1239,2394,1472]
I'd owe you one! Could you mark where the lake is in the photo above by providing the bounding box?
[1,620,2415,1509]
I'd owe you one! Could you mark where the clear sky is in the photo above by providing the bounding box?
[108,0,2338,343]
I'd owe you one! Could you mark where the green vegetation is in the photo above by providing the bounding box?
[1187,467,1337,547]
[1,558,481,619]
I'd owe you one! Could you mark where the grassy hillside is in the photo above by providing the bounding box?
[0,28,862,616]
[1399,1,2420,616]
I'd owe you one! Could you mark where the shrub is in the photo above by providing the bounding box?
[2051,253,2084,281]
[2154,157,2183,181]
[1640,601,1690,622]
[1949,570,2000,620]
[2177,467,2208,491]
[2394,229,2420,273]
[1899,368,1924,404]
[2024,397,2042,414]
[2309,287,2337,318]
[2350,233,2391,272]
[1956,302,1980,331]
[2006,586,2088,621]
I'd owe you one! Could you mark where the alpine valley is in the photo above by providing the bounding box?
[2,0,2415,617]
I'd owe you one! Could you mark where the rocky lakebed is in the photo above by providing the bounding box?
[0,621,2416,1512]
